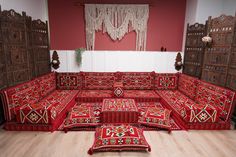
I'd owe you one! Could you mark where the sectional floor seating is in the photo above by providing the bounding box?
[0,73,79,131]
[0,71,235,131]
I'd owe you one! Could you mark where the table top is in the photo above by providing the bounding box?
[102,98,138,112]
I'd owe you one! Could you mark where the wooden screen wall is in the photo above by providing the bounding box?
[0,9,51,90]
[202,14,236,88]
[184,13,236,91]
[183,23,206,78]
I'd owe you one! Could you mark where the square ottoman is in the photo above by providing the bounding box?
[63,103,101,132]
[101,99,139,123]
[88,124,151,154]
[139,106,172,131]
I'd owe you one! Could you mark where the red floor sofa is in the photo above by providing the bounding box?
[0,72,235,131]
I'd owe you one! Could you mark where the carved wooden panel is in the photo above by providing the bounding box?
[28,19,50,77]
[226,45,236,91]
[202,14,236,88]
[183,23,206,78]
[0,43,7,89]
[0,9,31,86]
[0,8,51,89]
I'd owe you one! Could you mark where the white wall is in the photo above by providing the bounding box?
[50,51,183,73]
[0,0,48,21]
[182,0,198,51]
[195,0,236,24]
[222,0,236,16]
[182,0,236,51]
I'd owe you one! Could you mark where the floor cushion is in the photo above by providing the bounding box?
[139,106,172,130]
[88,124,151,155]
[64,103,101,129]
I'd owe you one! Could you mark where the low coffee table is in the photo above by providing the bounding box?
[101,98,139,123]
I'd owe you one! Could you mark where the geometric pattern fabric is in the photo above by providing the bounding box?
[88,125,151,155]
[139,106,172,130]
[157,90,219,123]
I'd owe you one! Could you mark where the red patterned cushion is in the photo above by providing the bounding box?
[155,73,178,90]
[157,90,219,123]
[82,72,116,90]
[2,79,41,121]
[195,81,236,121]
[88,125,151,154]
[16,90,79,124]
[124,90,160,99]
[64,104,100,128]
[120,72,155,90]
[78,90,112,98]
[56,72,82,90]
[36,72,56,97]
[178,73,199,99]
[113,82,124,97]
[139,107,171,129]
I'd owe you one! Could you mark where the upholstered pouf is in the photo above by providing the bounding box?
[113,81,124,97]
[88,124,151,155]
[101,99,139,124]
[63,103,101,132]
[139,106,172,132]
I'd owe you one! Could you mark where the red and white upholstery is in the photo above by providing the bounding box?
[1,72,79,131]
[36,72,56,97]
[77,90,112,102]
[1,79,41,121]
[56,72,82,90]
[119,72,155,90]
[1,71,235,131]
[64,103,101,129]
[88,125,151,155]
[157,90,219,123]
[139,106,172,130]
[195,81,236,121]
[81,72,116,90]
[178,73,199,99]
[113,81,124,97]
[15,90,79,124]
[123,90,160,102]
[101,99,139,123]
[155,73,179,90]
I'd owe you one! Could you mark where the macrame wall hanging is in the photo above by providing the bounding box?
[85,4,149,51]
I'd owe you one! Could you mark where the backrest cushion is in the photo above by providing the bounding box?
[56,72,82,90]
[195,81,235,121]
[36,72,56,98]
[1,79,40,121]
[155,73,178,90]
[178,73,199,99]
[82,72,116,90]
[120,72,155,90]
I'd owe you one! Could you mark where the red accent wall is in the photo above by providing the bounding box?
[48,0,186,51]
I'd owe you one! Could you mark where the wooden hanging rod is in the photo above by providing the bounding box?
[73,1,154,7]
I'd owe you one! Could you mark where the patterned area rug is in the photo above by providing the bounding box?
[58,102,182,131]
